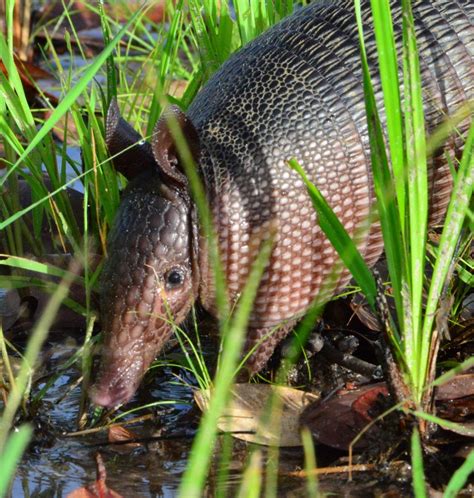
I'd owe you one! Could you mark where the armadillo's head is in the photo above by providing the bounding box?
[89,101,201,408]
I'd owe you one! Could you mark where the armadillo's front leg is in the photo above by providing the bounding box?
[242,322,296,375]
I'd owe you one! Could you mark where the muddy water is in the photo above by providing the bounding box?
[7,330,412,497]
[9,333,197,497]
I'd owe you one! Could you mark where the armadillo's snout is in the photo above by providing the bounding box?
[89,313,174,408]
[89,366,140,408]
[89,260,168,408]
[89,384,129,409]
[89,335,157,408]
[89,276,195,408]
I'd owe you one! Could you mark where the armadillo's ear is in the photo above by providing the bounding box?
[151,105,200,189]
[105,99,156,180]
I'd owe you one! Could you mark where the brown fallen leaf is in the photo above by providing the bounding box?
[301,376,474,451]
[436,396,474,424]
[455,443,474,459]
[67,453,122,498]
[349,292,382,332]
[108,425,143,449]
[351,384,390,423]
[300,383,389,451]
[110,0,169,24]
[194,384,319,447]
[435,373,474,400]
[36,0,169,43]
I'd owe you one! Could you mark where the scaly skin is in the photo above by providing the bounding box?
[90,0,474,408]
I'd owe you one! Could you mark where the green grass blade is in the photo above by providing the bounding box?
[178,239,273,498]
[172,324,212,390]
[432,357,474,388]
[301,427,319,498]
[188,0,235,77]
[234,0,254,46]
[235,451,263,498]
[0,255,84,284]
[0,263,78,453]
[215,434,234,498]
[369,0,406,228]
[411,428,427,498]
[98,0,117,104]
[354,0,405,336]
[0,9,142,190]
[0,10,35,132]
[0,166,89,231]
[401,0,429,395]
[413,411,474,438]
[420,121,474,389]
[443,450,474,498]
[146,0,186,135]
[0,424,32,498]
[289,158,377,309]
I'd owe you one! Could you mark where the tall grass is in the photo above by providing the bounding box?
[293,0,473,412]
[0,1,146,493]
[292,0,473,488]
[0,264,78,496]
[355,0,472,409]
[179,0,472,494]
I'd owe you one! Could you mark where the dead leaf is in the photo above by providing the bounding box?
[194,384,319,447]
[352,384,390,423]
[349,292,382,332]
[435,373,474,400]
[67,453,123,498]
[455,443,474,459]
[300,383,389,451]
[108,425,143,449]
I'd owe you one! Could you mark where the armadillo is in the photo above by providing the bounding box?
[89,0,474,408]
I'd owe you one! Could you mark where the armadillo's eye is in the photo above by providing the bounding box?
[165,268,185,288]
